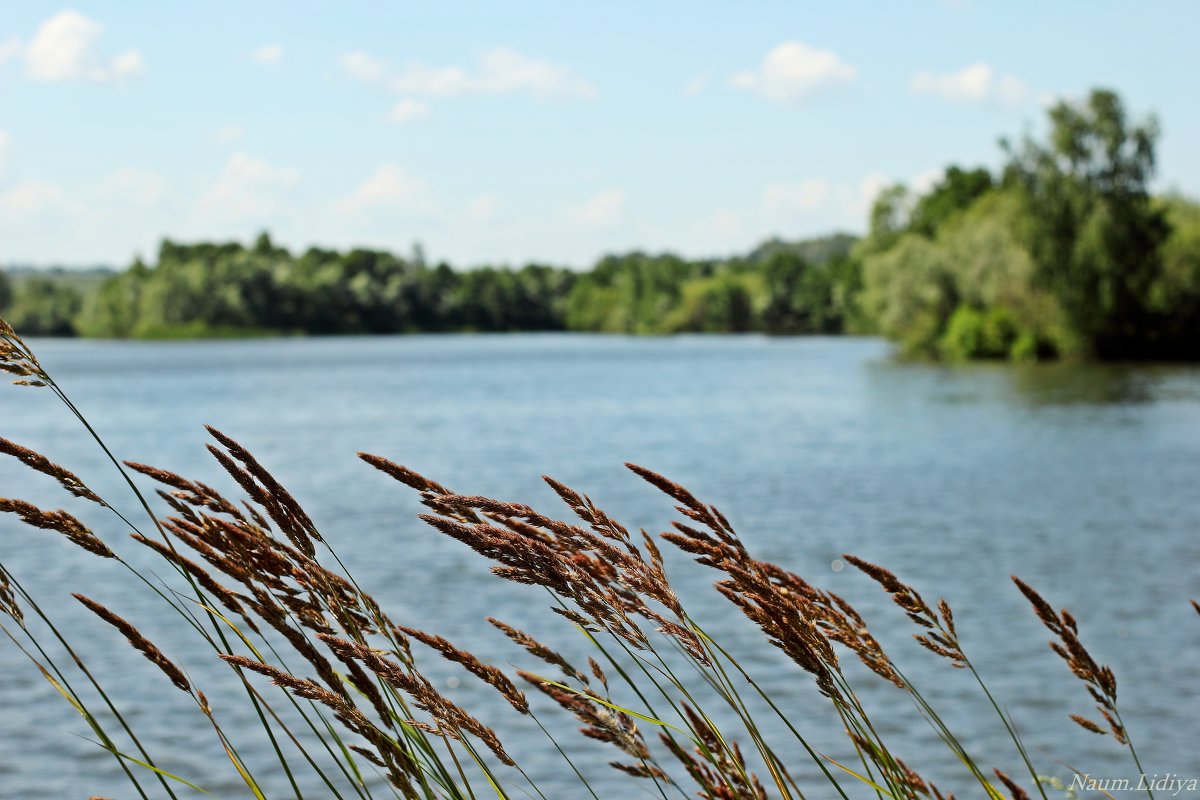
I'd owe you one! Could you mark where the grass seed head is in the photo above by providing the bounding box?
[74,594,190,692]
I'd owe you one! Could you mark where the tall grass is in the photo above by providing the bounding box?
[0,316,1182,799]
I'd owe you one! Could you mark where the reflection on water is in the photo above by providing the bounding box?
[868,355,1200,409]
[1,334,1198,796]
[1007,361,1200,405]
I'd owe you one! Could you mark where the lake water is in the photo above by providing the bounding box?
[1,335,1198,798]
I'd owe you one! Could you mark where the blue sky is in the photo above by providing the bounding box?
[1,1,1197,268]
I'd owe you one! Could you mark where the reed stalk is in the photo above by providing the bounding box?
[0,316,1173,799]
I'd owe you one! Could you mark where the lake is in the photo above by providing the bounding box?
[1,334,1198,797]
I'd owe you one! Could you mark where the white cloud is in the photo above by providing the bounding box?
[682,209,745,256]
[911,167,945,196]
[384,62,467,95]
[838,171,893,216]
[214,124,244,143]
[709,210,742,236]
[101,167,168,207]
[344,47,596,100]
[252,43,284,65]
[0,36,21,65]
[466,193,498,221]
[763,180,831,216]
[0,180,67,215]
[198,152,299,218]
[681,74,708,96]
[341,50,386,82]
[909,62,1032,105]
[23,10,143,84]
[859,172,893,210]
[334,164,429,215]
[568,189,625,227]
[0,130,9,174]
[109,50,144,80]
[390,99,430,125]
[703,209,742,237]
[472,47,596,99]
[730,41,855,104]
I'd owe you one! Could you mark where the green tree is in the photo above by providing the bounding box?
[861,188,1075,361]
[662,272,760,333]
[908,167,994,238]
[1003,88,1168,358]
[565,253,711,333]
[857,184,911,257]
[758,252,845,334]
[0,269,12,312]
[6,278,82,336]
[860,234,958,357]
[1150,196,1200,357]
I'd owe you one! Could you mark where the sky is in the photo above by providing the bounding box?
[1,1,1198,269]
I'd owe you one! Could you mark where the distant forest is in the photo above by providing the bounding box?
[3,89,1199,361]
[0,235,863,340]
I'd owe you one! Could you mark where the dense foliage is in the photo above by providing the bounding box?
[0,233,860,340]
[69,236,579,339]
[3,89,1199,360]
[561,239,861,335]
[859,89,1200,361]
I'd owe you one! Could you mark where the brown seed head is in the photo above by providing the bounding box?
[0,438,106,506]
[487,617,588,684]
[220,654,349,712]
[206,426,322,553]
[0,566,23,625]
[1,319,49,387]
[73,594,190,692]
[1012,575,1124,743]
[396,624,528,713]
[318,633,515,765]
[357,452,454,496]
[520,670,651,762]
[660,703,767,799]
[128,533,254,629]
[0,498,114,558]
[993,769,1030,800]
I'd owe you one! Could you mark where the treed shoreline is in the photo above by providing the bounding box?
[3,89,1199,361]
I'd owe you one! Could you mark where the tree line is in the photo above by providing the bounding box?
[0,233,863,340]
[2,88,1198,360]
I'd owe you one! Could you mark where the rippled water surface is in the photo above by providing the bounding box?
[1,335,1198,798]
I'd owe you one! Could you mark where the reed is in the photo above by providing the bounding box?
[0,316,1179,799]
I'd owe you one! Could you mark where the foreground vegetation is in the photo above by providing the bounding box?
[3,317,1192,798]
[2,89,1199,361]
